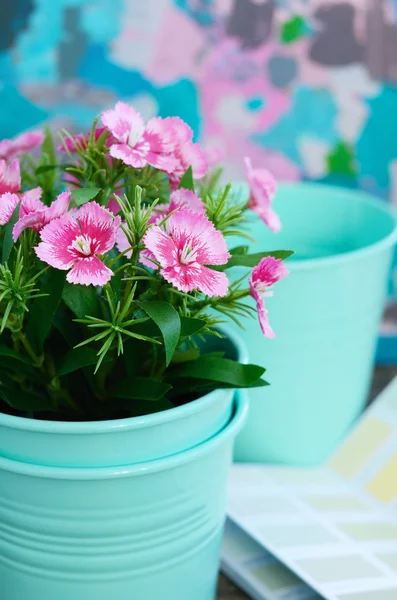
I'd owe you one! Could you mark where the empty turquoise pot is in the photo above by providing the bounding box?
[233,183,397,465]
[0,395,247,600]
[0,326,247,468]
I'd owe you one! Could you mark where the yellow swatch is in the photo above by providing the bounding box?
[366,451,397,504]
[328,418,392,480]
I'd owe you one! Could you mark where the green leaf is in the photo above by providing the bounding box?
[41,126,56,165]
[172,348,200,363]
[26,269,65,351]
[0,344,33,364]
[57,347,111,377]
[0,384,54,412]
[71,187,101,207]
[139,301,181,366]
[180,317,206,337]
[216,249,294,271]
[0,357,44,384]
[38,127,58,195]
[129,315,205,341]
[36,165,58,176]
[170,376,269,397]
[178,166,195,192]
[113,376,172,401]
[2,202,20,263]
[171,356,265,388]
[62,283,100,319]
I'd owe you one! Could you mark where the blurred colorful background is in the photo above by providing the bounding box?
[2,0,397,201]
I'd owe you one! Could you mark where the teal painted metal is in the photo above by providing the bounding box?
[233,183,397,466]
[0,395,247,600]
[0,326,247,468]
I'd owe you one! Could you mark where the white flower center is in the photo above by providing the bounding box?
[71,234,92,256]
[255,282,273,298]
[179,242,198,265]
[128,121,145,148]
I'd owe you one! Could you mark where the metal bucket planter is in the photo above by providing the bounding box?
[0,395,247,600]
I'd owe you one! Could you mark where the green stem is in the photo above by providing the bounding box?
[18,332,43,366]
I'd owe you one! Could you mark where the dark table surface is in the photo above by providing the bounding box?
[216,365,397,599]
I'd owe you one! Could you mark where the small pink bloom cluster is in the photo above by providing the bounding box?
[0,105,287,337]
[101,102,208,188]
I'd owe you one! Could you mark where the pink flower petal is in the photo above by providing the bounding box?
[109,142,149,168]
[166,117,194,144]
[169,189,206,214]
[101,102,144,145]
[0,140,12,161]
[145,150,177,173]
[249,256,289,338]
[143,209,230,296]
[35,215,81,269]
[67,256,113,286]
[0,193,19,225]
[14,191,70,241]
[77,202,120,255]
[139,249,157,268]
[20,187,43,209]
[58,127,110,153]
[116,226,132,258]
[144,225,178,269]
[0,159,21,194]
[163,264,229,296]
[107,197,121,215]
[169,210,230,266]
[144,117,176,154]
[0,130,44,161]
[245,156,280,233]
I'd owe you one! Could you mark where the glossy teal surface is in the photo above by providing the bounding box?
[0,395,247,600]
[233,183,397,465]
[0,326,247,468]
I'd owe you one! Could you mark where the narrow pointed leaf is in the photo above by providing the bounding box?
[113,377,172,401]
[171,356,265,387]
[215,249,294,271]
[178,166,195,192]
[2,202,20,263]
[26,269,65,351]
[139,301,181,366]
[57,347,111,377]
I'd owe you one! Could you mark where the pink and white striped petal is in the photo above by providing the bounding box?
[168,211,230,266]
[101,102,144,145]
[35,215,81,270]
[67,256,113,286]
[0,159,21,194]
[249,256,289,337]
[109,143,149,169]
[0,193,19,225]
[162,264,229,296]
[0,130,44,161]
[78,202,121,255]
[245,156,280,233]
[14,191,70,240]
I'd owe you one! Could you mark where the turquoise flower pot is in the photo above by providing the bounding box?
[233,183,397,466]
[0,326,247,468]
[0,395,247,600]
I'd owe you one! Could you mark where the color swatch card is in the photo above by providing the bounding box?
[223,375,397,600]
[222,519,322,600]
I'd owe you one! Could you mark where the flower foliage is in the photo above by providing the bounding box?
[0,108,291,421]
